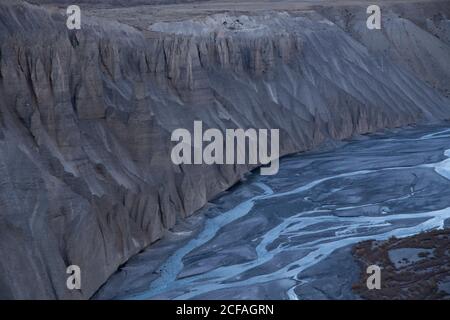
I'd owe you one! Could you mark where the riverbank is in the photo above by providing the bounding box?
[95,124,450,300]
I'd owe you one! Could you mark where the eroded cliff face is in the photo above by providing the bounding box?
[0,0,449,299]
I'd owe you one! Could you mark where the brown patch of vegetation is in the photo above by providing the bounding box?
[352,229,450,300]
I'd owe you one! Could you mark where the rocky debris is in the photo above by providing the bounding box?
[353,229,450,299]
[0,0,450,299]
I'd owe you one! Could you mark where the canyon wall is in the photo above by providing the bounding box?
[0,0,449,298]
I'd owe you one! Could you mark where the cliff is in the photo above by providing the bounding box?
[0,0,449,299]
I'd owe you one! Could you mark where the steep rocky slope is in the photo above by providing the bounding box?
[0,0,449,299]
[318,2,450,97]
